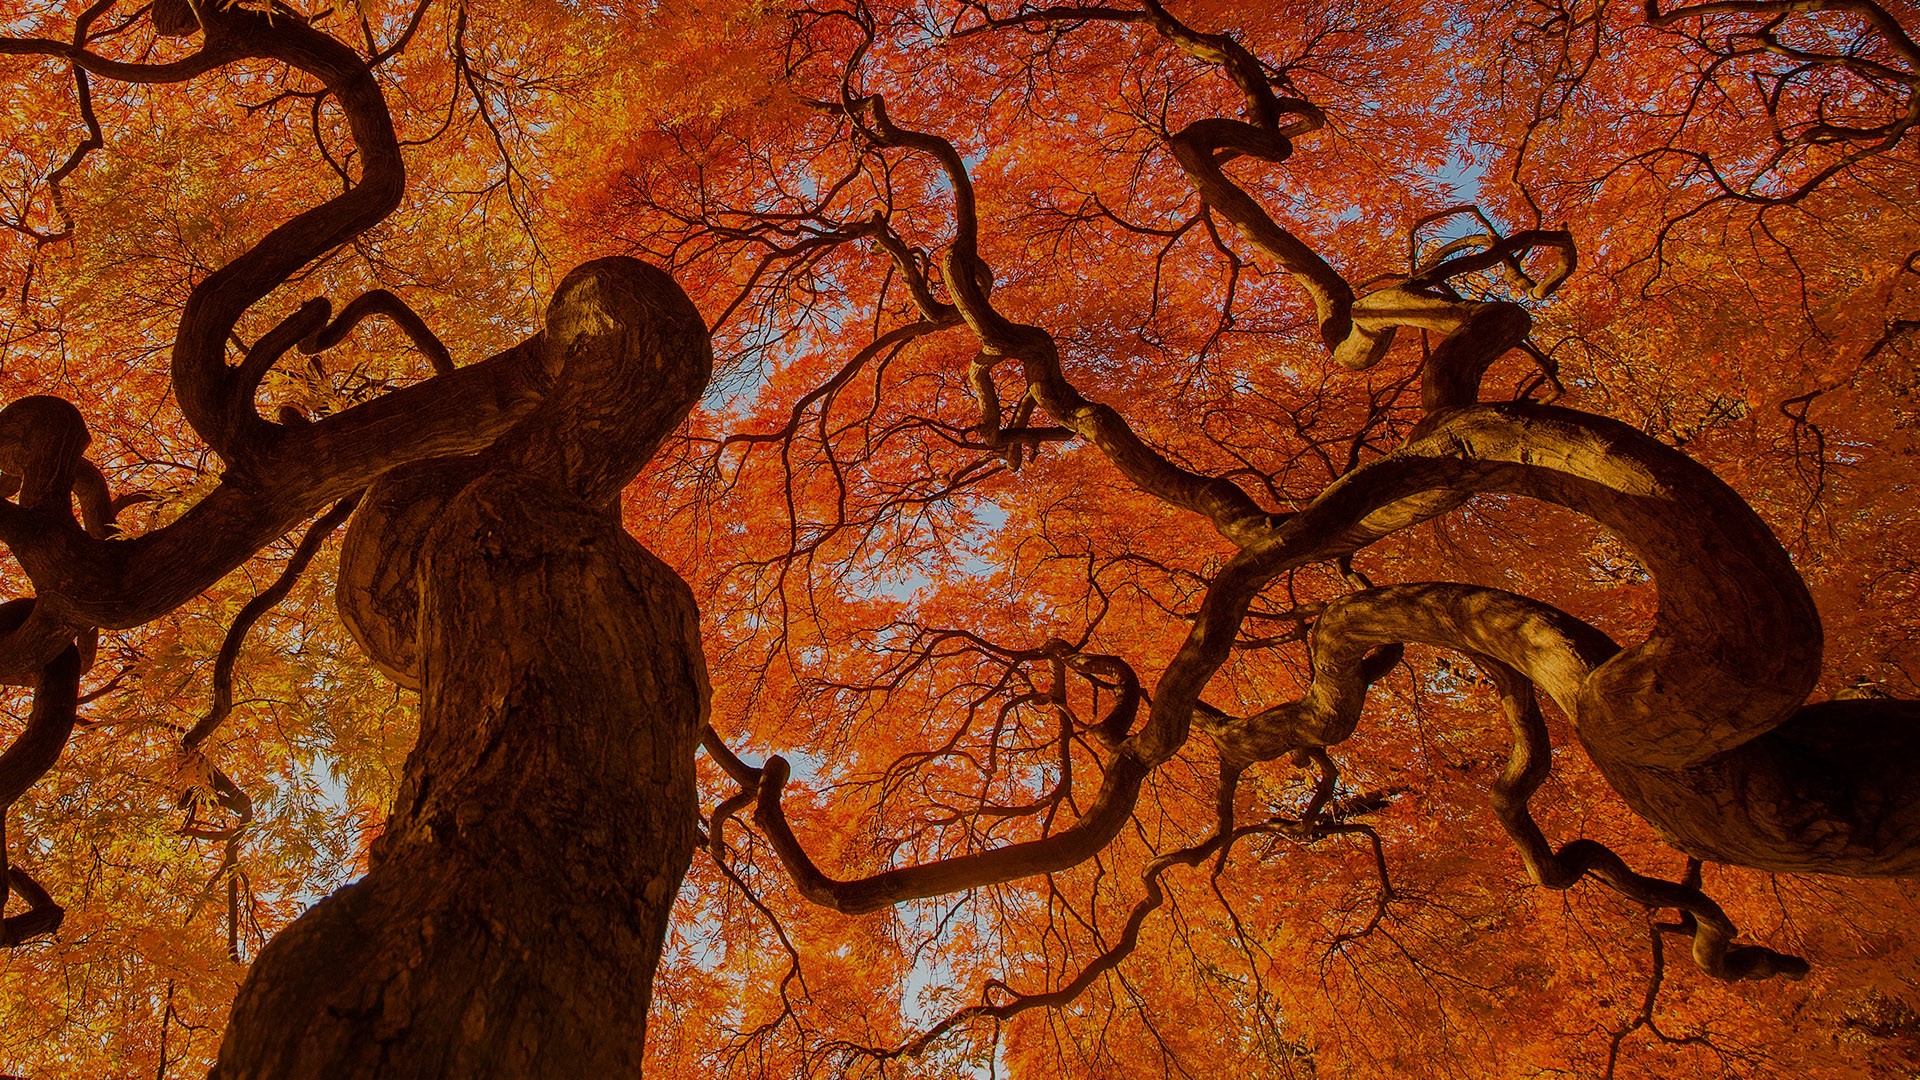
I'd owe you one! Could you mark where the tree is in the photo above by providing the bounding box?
[0,0,1917,1076]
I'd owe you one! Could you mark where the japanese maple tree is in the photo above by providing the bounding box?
[1,0,1918,1077]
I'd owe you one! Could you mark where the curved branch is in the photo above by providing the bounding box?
[1138,397,1920,874]
[1166,117,1357,355]
[1159,403,1817,767]
[833,96,1281,544]
[182,494,362,751]
[0,646,82,810]
[0,5,572,686]
[0,34,231,86]
[3,866,64,946]
[0,334,549,653]
[753,751,1150,914]
[2,646,82,949]
[1206,582,1813,978]
[1479,661,1806,981]
[298,289,455,376]
[233,299,332,439]
[155,7,406,464]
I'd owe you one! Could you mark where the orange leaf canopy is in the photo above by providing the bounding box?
[1,0,1918,1076]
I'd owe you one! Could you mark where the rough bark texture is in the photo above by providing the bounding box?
[213,472,705,1078]
[215,259,713,1076]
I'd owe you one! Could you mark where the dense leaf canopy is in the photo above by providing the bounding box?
[1,0,1919,1076]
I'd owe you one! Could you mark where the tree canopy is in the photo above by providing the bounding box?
[2,0,1919,1076]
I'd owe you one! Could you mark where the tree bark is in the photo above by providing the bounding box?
[215,258,713,1076]
[214,469,705,1078]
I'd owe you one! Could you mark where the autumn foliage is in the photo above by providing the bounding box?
[2,0,1919,1076]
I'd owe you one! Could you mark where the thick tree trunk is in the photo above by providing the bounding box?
[215,470,705,1077]
[215,257,714,1077]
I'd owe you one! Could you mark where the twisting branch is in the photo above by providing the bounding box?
[1199,578,1810,979]
[181,493,363,752]
[1131,0,1578,407]
[1477,660,1806,981]
[3,865,65,947]
[152,7,408,465]
[771,1,1294,545]
[708,638,1157,913]
[0,2,410,463]
[0,647,82,820]
[298,290,455,376]
[1,646,82,947]
[0,4,571,682]
[820,85,1283,544]
[234,300,335,438]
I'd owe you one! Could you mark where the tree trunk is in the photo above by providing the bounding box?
[208,258,711,1075]
[213,468,706,1078]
